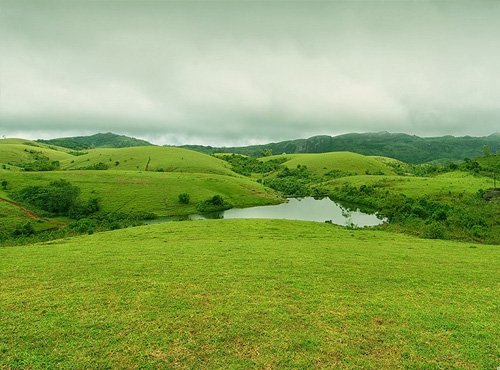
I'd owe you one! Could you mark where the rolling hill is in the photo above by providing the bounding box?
[60,146,236,176]
[263,152,398,176]
[38,132,153,150]
[0,169,281,217]
[0,139,74,168]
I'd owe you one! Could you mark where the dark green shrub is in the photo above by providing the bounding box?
[178,193,190,204]
[196,195,232,213]
[424,222,445,239]
[16,179,80,215]
[12,222,35,237]
[68,198,100,219]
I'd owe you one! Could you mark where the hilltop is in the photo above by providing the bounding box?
[37,132,153,150]
[181,132,500,163]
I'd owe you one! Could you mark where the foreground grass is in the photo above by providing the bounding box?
[1,219,498,369]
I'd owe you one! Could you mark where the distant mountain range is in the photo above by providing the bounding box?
[180,132,500,164]
[38,132,153,150]
[37,131,499,164]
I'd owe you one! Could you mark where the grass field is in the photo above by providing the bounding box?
[60,146,235,176]
[0,170,281,216]
[263,152,397,176]
[0,219,498,368]
[320,172,493,198]
[0,199,30,231]
[0,139,73,167]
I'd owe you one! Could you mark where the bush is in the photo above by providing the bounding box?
[424,222,445,239]
[178,193,190,204]
[16,179,80,215]
[12,222,35,237]
[196,195,232,213]
[68,198,100,219]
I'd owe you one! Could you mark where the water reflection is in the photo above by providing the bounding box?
[152,197,385,227]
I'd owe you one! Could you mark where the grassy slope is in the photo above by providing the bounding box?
[0,140,74,166]
[0,199,29,230]
[321,172,492,198]
[61,146,235,176]
[1,219,498,369]
[0,170,280,216]
[264,152,396,176]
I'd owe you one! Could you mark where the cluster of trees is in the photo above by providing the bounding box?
[264,165,313,196]
[1,179,159,245]
[328,183,496,243]
[77,162,109,170]
[14,179,99,218]
[219,154,286,176]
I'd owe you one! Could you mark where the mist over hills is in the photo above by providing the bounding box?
[35,131,499,164]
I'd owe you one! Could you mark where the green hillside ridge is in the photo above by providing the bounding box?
[181,132,500,163]
[38,132,153,150]
[0,139,74,167]
[0,170,281,217]
[61,146,236,176]
[1,219,498,368]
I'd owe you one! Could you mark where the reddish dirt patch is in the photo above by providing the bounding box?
[0,197,48,221]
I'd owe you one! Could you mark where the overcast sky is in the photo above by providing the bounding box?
[1,1,499,146]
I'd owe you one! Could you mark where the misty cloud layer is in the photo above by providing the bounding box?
[1,1,499,145]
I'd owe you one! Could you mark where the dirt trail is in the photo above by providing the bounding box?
[0,197,49,221]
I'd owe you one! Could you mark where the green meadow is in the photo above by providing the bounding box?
[1,219,498,369]
[61,146,235,176]
[264,152,397,176]
[320,172,492,198]
[0,170,280,216]
[0,139,73,166]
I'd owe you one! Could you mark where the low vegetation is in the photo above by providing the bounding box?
[1,133,499,369]
[1,219,498,368]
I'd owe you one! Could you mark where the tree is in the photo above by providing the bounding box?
[211,194,224,206]
[17,179,80,215]
[260,149,273,157]
[483,144,491,157]
[1,180,7,190]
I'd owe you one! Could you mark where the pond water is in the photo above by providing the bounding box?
[151,197,385,227]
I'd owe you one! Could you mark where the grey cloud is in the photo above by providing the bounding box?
[0,1,499,145]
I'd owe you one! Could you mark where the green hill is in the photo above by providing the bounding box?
[181,132,500,164]
[61,146,236,176]
[0,170,280,217]
[264,152,397,176]
[321,171,492,198]
[0,219,497,368]
[38,132,153,150]
[0,139,74,168]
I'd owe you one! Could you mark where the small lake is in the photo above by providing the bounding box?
[152,197,385,227]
